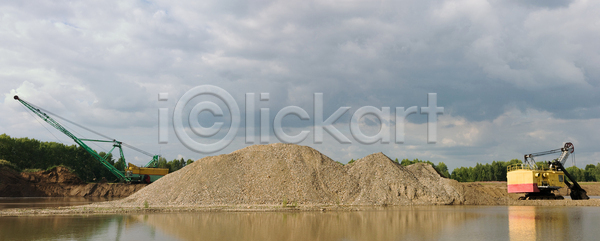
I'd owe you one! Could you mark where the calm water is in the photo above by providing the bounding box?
[1,206,600,241]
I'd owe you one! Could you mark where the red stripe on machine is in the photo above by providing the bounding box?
[507,183,540,193]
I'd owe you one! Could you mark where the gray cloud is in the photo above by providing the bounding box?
[1,0,599,170]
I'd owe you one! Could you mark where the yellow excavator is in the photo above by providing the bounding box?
[125,159,169,184]
[507,142,589,200]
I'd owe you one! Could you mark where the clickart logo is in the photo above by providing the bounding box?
[158,85,443,154]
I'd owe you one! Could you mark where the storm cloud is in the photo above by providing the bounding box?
[1,0,599,169]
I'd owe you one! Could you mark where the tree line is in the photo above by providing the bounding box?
[3,134,599,183]
[351,157,600,183]
[0,134,193,182]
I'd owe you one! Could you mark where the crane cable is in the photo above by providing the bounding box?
[21,101,109,153]
[19,104,65,144]
[25,100,155,158]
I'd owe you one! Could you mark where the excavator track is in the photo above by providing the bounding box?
[519,191,565,200]
[519,195,565,200]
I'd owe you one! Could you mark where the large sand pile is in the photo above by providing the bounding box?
[119,143,472,207]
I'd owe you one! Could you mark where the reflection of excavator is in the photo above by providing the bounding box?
[507,142,589,200]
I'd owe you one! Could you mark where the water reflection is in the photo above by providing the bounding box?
[508,206,600,241]
[136,206,480,241]
[2,206,600,241]
[0,215,172,241]
[0,215,113,241]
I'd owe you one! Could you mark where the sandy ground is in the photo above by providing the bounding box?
[464,181,600,206]
[2,181,600,217]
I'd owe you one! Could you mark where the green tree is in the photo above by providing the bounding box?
[114,157,126,172]
[595,163,600,182]
[449,159,523,182]
[169,158,182,172]
[565,166,584,182]
[584,164,596,182]
[436,162,450,178]
[0,134,196,182]
[186,159,194,165]
[98,152,115,165]
[157,157,168,169]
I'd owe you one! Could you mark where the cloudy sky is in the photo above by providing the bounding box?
[1,0,599,170]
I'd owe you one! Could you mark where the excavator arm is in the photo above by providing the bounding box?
[524,142,588,200]
[15,95,131,182]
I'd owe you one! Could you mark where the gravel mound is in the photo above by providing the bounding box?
[347,153,464,205]
[118,143,467,207]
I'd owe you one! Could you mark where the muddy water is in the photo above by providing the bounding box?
[1,206,600,241]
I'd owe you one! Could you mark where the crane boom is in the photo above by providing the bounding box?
[15,95,131,182]
[524,142,574,168]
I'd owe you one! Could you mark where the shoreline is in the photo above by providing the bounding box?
[4,181,600,217]
[3,199,600,217]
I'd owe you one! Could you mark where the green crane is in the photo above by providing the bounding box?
[15,95,133,182]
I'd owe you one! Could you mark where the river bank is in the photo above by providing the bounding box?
[3,181,600,216]
[3,198,600,217]
[0,182,600,217]
[0,166,147,197]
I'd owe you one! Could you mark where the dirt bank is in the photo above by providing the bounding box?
[461,181,600,205]
[0,166,146,197]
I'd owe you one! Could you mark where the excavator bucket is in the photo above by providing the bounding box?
[570,189,590,200]
[564,177,589,200]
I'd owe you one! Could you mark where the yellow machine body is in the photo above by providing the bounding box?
[125,163,168,183]
[507,165,565,193]
[126,163,169,175]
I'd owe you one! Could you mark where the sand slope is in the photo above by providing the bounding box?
[120,143,472,207]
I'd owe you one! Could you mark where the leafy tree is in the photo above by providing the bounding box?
[0,134,198,182]
[157,157,168,169]
[169,158,182,172]
[114,157,127,172]
[436,162,450,178]
[595,163,600,182]
[584,164,596,182]
[186,159,194,165]
[99,152,115,165]
[449,159,522,182]
[565,166,585,182]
